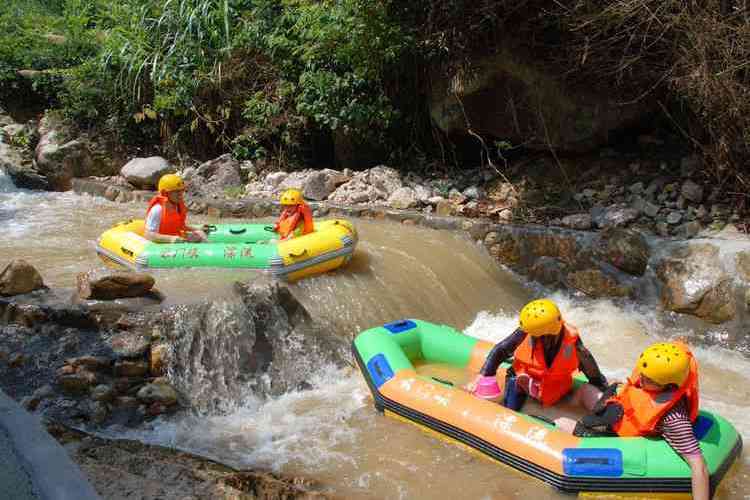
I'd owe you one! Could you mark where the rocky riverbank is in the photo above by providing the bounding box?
[48,424,326,499]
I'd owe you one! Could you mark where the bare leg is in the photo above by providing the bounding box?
[568,383,603,411]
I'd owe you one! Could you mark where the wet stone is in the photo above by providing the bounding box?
[676,221,702,239]
[114,360,148,377]
[666,212,683,225]
[109,331,152,358]
[91,384,115,402]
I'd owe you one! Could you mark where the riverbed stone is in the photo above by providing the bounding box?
[109,331,152,358]
[675,221,702,239]
[114,360,149,377]
[666,211,683,225]
[736,251,750,282]
[136,382,178,406]
[597,228,649,276]
[529,257,566,287]
[91,384,115,402]
[656,243,736,323]
[591,205,639,228]
[76,270,155,300]
[681,180,704,203]
[149,342,170,377]
[120,156,173,189]
[565,268,631,297]
[0,259,45,296]
[561,213,592,230]
[388,186,418,209]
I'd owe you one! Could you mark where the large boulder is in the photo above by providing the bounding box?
[277,169,350,201]
[656,243,736,323]
[33,114,93,191]
[1,141,48,190]
[429,49,650,152]
[597,227,650,276]
[120,156,173,189]
[0,259,45,296]
[35,139,94,191]
[328,165,403,205]
[183,153,242,198]
[76,270,155,300]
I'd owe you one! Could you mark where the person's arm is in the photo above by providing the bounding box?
[685,454,709,500]
[478,329,526,376]
[576,339,608,390]
[660,404,709,500]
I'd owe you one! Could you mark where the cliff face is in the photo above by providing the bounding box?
[428,48,652,154]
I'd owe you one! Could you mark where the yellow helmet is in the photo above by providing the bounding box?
[280,188,303,206]
[519,299,562,337]
[158,174,185,193]
[636,342,690,386]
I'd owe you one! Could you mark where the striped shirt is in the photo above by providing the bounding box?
[656,399,702,457]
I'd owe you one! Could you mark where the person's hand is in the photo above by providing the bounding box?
[184,231,204,243]
[464,374,480,393]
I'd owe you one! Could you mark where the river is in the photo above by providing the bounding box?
[1,169,747,499]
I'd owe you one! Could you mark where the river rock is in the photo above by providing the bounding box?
[91,384,115,402]
[1,141,48,189]
[120,156,173,189]
[328,165,402,204]
[109,331,152,358]
[184,153,241,198]
[591,205,639,229]
[565,268,631,297]
[136,382,178,406]
[76,270,155,300]
[597,227,649,276]
[561,213,592,230]
[276,168,350,201]
[35,139,93,191]
[114,360,149,377]
[736,251,750,281]
[388,186,418,209]
[528,257,566,287]
[680,180,703,203]
[656,243,736,323]
[0,259,45,296]
[149,342,170,376]
[59,370,97,395]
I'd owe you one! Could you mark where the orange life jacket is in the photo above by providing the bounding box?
[607,344,699,437]
[511,322,580,406]
[275,202,314,240]
[146,195,187,236]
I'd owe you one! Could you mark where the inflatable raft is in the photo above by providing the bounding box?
[353,319,742,495]
[96,219,357,280]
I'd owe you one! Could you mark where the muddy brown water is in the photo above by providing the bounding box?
[1,175,748,499]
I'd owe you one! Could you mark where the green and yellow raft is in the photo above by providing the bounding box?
[96,218,357,281]
[353,319,742,496]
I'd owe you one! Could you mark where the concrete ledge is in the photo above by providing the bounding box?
[0,390,99,500]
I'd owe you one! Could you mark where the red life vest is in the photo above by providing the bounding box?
[275,202,314,240]
[607,344,699,437]
[511,322,580,406]
[146,195,187,236]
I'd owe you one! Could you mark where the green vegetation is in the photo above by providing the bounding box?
[1,0,749,193]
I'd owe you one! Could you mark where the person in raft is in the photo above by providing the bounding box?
[466,299,608,410]
[273,188,314,241]
[144,174,207,244]
[554,341,708,500]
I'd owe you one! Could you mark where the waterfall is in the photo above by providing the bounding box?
[0,168,17,193]
[163,282,349,414]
